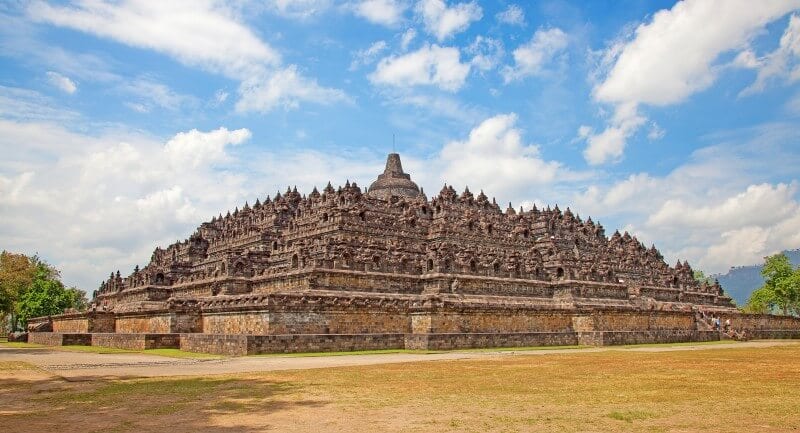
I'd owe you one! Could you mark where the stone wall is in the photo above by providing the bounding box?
[181,333,406,356]
[51,312,115,333]
[180,333,248,356]
[172,311,202,333]
[578,330,719,346]
[246,333,405,355]
[270,311,410,334]
[203,311,270,334]
[52,317,89,333]
[420,311,573,333]
[92,333,180,350]
[116,314,171,333]
[28,332,92,346]
[722,313,800,330]
[591,311,696,331]
[405,332,578,350]
[720,313,800,340]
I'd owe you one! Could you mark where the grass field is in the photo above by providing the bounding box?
[1,344,799,432]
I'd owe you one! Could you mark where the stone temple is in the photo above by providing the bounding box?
[28,153,800,354]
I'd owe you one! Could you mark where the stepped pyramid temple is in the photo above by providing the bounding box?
[28,154,800,354]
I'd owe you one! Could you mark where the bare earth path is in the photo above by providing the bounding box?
[1,340,796,380]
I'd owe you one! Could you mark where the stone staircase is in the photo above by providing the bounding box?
[695,311,746,341]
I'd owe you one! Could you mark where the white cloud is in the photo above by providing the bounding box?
[647,183,798,230]
[580,102,645,165]
[496,4,524,26]
[45,71,77,94]
[266,0,332,20]
[467,36,504,72]
[350,40,389,71]
[370,44,471,91]
[385,92,484,124]
[0,121,252,288]
[647,122,666,141]
[213,89,229,106]
[124,102,149,113]
[236,65,351,112]
[501,28,568,82]
[164,127,251,169]
[121,78,196,111]
[738,14,800,95]
[28,0,347,112]
[351,0,407,27]
[0,117,385,291]
[583,0,800,165]
[414,0,482,41]
[0,86,78,122]
[572,123,800,273]
[400,28,417,51]
[439,113,565,195]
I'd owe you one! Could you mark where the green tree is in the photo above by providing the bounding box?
[693,270,714,285]
[1,252,87,330]
[0,251,37,329]
[66,287,89,312]
[14,264,77,328]
[745,253,800,316]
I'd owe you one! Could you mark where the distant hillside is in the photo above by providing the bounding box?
[712,249,800,306]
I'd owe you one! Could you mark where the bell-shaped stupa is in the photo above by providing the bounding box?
[367,153,420,200]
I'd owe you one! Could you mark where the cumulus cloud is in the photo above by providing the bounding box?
[738,14,800,95]
[351,0,407,26]
[439,113,566,195]
[502,27,568,82]
[647,183,798,230]
[573,123,800,273]
[349,40,389,70]
[370,43,471,91]
[582,0,800,165]
[0,121,250,288]
[266,0,332,19]
[163,128,251,169]
[400,28,417,51]
[28,0,348,112]
[414,0,482,41]
[579,102,646,165]
[0,115,390,291]
[467,36,504,72]
[496,4,524,26]
[45,71,77,94]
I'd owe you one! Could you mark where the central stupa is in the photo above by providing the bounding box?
[367,153,420,199]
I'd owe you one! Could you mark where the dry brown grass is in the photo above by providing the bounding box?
[1,345,799,432]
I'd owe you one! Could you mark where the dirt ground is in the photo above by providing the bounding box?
[1,341,799,432]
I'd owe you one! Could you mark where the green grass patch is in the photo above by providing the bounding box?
[0,341,45,349]
[607,409,656,422]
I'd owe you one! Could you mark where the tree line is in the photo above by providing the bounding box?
[0,251,88,332]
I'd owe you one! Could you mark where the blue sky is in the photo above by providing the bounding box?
[1,0,800,291]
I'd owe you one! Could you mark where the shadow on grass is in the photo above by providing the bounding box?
[0,372,326,433]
